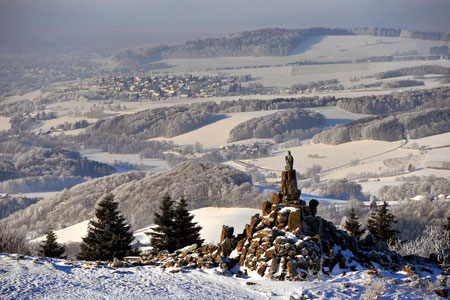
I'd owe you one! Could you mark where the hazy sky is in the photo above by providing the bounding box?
[0,0,449,53]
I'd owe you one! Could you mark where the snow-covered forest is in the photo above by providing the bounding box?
[1,162,270,238]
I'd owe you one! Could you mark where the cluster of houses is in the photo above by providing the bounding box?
[86,74,253,100]
[409,194,450,202]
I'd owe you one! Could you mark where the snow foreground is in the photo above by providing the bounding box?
[0,254,444,300]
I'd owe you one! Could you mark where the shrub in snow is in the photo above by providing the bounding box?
[0,221,29,254]
[362,278,386,300]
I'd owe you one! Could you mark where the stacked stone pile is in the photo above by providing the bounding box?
[135,153,439,282]
[211,153,404,280]
[143,244,220,272]
[215,197,360,280]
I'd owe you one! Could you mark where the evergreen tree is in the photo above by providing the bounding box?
[77,193,134,261]
[367,201,399,242]
[174,196,203,250]
[39,226,66,258]
[147,194,178,253]
[344,208,365,239]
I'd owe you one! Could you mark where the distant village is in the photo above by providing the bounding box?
[67,74,265,101]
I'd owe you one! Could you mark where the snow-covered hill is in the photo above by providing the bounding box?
[0,253,444,299]
[2,161,268,239]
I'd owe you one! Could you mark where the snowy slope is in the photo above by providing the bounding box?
[33,207,261,245]
[0,254,442,299]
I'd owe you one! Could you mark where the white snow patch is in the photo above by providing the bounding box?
[0,116,11,131]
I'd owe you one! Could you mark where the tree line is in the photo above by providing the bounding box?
[374,65,449,80]
[337,86,450,115]
[312,107,450,145]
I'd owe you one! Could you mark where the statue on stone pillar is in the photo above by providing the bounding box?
[285,151,294,173]
[277,151,306,207]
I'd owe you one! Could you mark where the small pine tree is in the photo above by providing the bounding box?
[147,194,178,253]
[367,201,399,242]
[174,196,203,250]
[39,226,66,258]
[344,208,365,239]
[77,193,134,261]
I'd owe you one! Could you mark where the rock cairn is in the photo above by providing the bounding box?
[139,153,441,282]
[213,152,360,280]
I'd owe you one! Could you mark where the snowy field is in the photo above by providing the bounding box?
[37,116,98,132]
[0,116,11,131]
[0,253,443,299]
[150,106,369,148]
[80,149,170,173]
[162,35,449,71]
[151,111,278,148]
[3,89,42,105]
[247,131,450,194]
[156,35,450,88]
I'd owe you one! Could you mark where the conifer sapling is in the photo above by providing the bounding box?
[367,201,399,242]
[344,207,365,239]
[39,226,66,258]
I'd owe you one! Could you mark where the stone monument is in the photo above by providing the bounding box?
[272,151,305,207]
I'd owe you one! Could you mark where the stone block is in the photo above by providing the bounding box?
[219,238,233,257]
[257,263,267,276]
[272,193,280,205]
[287,210,301,232]
[253,228,275,239]
[265,247,275,259]
[287,259,298,277]
[269,257,280,275]
[220,225,234,243]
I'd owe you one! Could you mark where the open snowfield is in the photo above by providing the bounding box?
[0,253,443,299]
[3,89,42,105]
[254,140,411,174]
[80,149,170,173]
[36,116,98,132]
[151,111,279,148]
[151,106,368,148]
[0,116,10,131]
[230,61,450,88]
